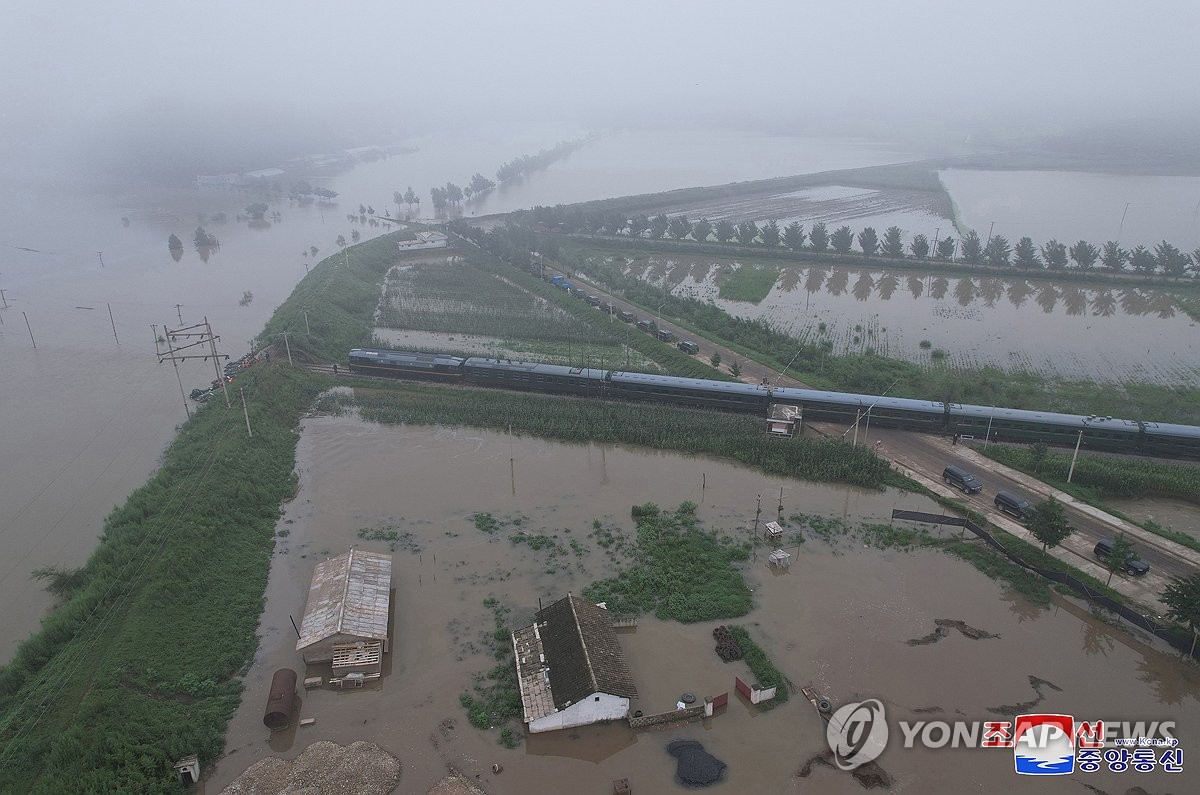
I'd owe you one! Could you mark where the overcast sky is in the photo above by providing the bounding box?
[3,1,1197,179]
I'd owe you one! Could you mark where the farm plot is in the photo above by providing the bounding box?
[379,262,617,344]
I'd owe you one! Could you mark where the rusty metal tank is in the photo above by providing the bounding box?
[263,668,297,731]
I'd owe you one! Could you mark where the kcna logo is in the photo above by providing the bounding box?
[824,701,1181,776]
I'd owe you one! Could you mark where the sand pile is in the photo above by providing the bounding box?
[221,740,401,795]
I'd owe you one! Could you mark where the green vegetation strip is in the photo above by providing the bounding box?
[727,626,789,707]
[718,265,781,302]
[583,503,751,622]
[459,598,523,747]
[344,382,904,490]
[978,444,1200,552]
[0,365,326,793]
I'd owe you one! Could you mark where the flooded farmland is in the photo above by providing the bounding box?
[627,257,1200,385]
[208,415,1200,794]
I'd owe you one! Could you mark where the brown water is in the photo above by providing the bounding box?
[1106,496,1200,541]
[634,258,1200,385]
[207,417,1200,794]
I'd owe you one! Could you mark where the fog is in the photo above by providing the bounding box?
[2,0,1198,184]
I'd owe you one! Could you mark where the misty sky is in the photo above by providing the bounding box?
[3,1,1197,178]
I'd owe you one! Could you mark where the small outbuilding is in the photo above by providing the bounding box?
[296,550,392,665]
[513,594,638,733]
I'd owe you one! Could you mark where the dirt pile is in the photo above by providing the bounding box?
[221,740,401,795]
[797,749,893,789]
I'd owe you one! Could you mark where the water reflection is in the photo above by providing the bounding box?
[1091,289,1117,316]
[852,271,874,301]
[929,276,949,300]
[1006,279,1033,308]
[1080,622,1115,657]
[803,266,826,294]
[1035,284,1059,314]
[779,266,801,292]
[826,268,849,296]
[877,272,899,300]
[953,277,976,307]
[1000,590,1044,623]
[978,278,1004,308]
[1061,286,1087,316]
[907,275,923,299]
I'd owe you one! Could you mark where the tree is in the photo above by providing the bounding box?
[403,187,418,207]
[709,352,722,368]
[193,226,218,248]
[445,183,463,205]
[430,187,447,211]
[1155,240,1189,279]
[309,246,319,257]
[463,185,474,202]
[1027,498,1073,553]
[783,221,805,251]
[649,213,669,239]
[1160,573,1200,657]
[1013,236,1041,269]
[1191,249,1200,278]
[359,203,366,215]
[936,235,956,260]
[736,221,759,245]
[692,218,713,243]
[313,187,337,201]
[830,225,854,253]
[960,230,982,264]
[808,222,829,252]
[909,234,930,260]
[393,190,403,209]
[1100,241,1127,272]
[760,219,781,247]
[628,214,649,238]
[881,226,904,257]
[1129,245,1155,276]
[729,360,742,378]
[1069,240,1099,271]
[168,233,183,251]
[469,173,496,194]
[983,235,1011,267]
[1104,534,1137,586]
[858,227,879,256]
[245,203,268,221]
[714,219,736,243]
[1041,239,1068,270]
[668,215,691,240]
[336,234,347,248]
[351,228,360,243]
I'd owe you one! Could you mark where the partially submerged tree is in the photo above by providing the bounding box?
[1160,573,1200,657]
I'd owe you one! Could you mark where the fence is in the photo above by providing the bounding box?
[891,510,1199,662]
[628,704,706,730]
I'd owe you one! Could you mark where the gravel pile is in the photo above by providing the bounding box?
[221,740,401,795]
[667,739,726,787]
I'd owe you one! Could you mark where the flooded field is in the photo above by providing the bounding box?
[627,257,1200,385]
[1107,496,1200,542]
[208,415,1200,794]
[940,169,1200,251]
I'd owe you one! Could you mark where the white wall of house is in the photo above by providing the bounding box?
[528,691,629,733]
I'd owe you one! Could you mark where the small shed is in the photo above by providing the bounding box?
[768,548,792,569]
[296,550,392,664]
[764,521,785,544]
[766,403,802,436]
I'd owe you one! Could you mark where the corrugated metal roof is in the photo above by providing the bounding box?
[296,550,392,651]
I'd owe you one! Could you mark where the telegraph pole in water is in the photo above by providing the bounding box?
[164,322,191,419]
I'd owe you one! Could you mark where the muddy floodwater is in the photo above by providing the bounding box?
[1106,496,1200,542]
[631,259,1200,385]
[208,415,1200,794]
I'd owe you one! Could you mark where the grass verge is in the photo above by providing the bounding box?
[728,626,790,709]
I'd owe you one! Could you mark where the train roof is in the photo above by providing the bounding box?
[771,386,946,415]
[1140,421,1200,439]
[948,403,1142,433]
[609,371,772,396]
[349,348,464,367]
[463,358,608,380]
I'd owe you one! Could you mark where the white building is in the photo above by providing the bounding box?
[397,231,448,251]
[512,594,638,733]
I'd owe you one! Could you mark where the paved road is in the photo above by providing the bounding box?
[555,267,1196,606]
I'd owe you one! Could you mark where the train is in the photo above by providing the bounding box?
[346,348,1200,460]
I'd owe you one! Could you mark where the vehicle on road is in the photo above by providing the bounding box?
[677,340,699,355]
[993,491,1034,521]
[943,465,983,494]
[657,329,676,343]
[618,311,636,323]
[1093,538,1151,575]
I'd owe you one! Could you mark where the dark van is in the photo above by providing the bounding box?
[657,328,676,343]
[586,295,601,306]
[942,465,982,494]
[636,320,654,333]
[1094,538,1151,576]
[618,311,636,323]
[994,491,1034,521]
[677,340,699,355]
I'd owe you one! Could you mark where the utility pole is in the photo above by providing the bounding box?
[987,221,995,243]
[22,312,36,348]
[107,303,118,344]
[240,388,253,437]
[205,316,231,407]
[164,322,191,419]
[175,304,184,324]
[282,330,293,365]
[303,310,310,336]
[0,288,8,308]
[97,251,104,268]
[1067,430,1084,483]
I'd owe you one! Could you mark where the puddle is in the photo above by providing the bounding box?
[206,417,1200,794]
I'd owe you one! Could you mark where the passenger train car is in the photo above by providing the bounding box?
[345,348,1200,459]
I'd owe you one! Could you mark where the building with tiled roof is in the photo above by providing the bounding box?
[296,549,392,664]
[512,594,638,733]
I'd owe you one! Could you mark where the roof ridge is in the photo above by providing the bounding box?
[335,549,355,633]
[566,595,599,696]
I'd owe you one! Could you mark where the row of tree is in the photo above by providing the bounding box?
[521,205,1200,278]
[495,135,594,183]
